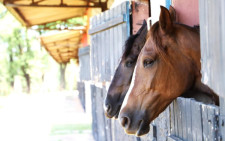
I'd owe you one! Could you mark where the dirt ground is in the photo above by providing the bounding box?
[0,91,94,141]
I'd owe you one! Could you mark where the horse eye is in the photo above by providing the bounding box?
[143,59,154,68]
[125,61,134,67]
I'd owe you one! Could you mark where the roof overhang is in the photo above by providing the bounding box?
[1,0,108,27]
[41,30,83,63]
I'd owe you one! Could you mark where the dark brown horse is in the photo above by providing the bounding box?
[104,20,147,118]
[119,6,219,136]
[104,6,178,119]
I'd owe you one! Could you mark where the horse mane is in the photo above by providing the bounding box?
[122,34,139,59]
[149,22,169,63]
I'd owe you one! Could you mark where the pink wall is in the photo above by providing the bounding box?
[172,0,199,26]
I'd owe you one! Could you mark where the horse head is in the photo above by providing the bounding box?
[118,6,211,136]
[104,20,147,118]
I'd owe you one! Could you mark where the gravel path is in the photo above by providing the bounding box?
[0,91,94,141]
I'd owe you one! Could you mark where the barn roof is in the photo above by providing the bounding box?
[40,30,83,63]
[0,0,109,64]
[1,0,107,27]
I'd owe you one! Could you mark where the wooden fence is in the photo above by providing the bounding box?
[77,1,224,141]
[199,0,225,139]
[89,2,130,82]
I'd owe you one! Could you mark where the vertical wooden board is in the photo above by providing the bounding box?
[185,98,192,141]
[96,14,100,26]
[165,106,171,137]
[176,97,183,138]
[104,11,111,81]
[113,119,137,141]
[173,100,178,136]
[98,15,102,82]
[96,87,106,141]
[207,106,216,141]
[123,1,130,37]
[94,34,98,81]
[122,22,128,50]
[98,14,103,82]
[90,35,96,80]
[113,8,119,70]
[105,28,110,81]
[95,32,99,80]
[90,85,98,140]
[202,104,209,141]
[101,13,106,82]
[214,105,219,139]
[199,0,209,86]
[91,14,96,80]
[112,26,117,71]
[170,101,175,136]
[118,24,123,60]
[90,34,95,80]
[155,109,169,141]
[102,87,112,141]
[121,1,128,14]
[219,98,225,141]
[222,0,225,98]
[109,9,115,78]
[191,100,203,141]
[181,98,187,140]
[101,30,105,81]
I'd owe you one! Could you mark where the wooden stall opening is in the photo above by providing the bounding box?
[131,0,150,35]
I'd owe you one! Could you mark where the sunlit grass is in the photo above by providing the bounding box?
[51,123,91,135]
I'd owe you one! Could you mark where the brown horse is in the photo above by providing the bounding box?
[104,20,147,118]
[104,6,178,119]
[119,6,219,136]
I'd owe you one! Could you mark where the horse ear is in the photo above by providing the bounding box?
[136,20,147,35]
[169,6,177,22]
[159,6,173,34]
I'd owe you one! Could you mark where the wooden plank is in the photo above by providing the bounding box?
[109,9,115,79]
[118,24,123,61]
[170,102,175,136]
[201,104,209,141]
[207,106,216,141]
[185,98,192,141]
[177,98,183,138]
[164,106,171,138]
[167,135,183,141]
[100,13,104,81]
[104,10,111,81]
[113,7,119,71]
[191,100,203,141]
[180,98,187,140]
[173,99,178,136]
[89,15,125,35]
[96,86,107,141]
[90,85,98,140]
[155,110,168,141]
[219,98,225,141]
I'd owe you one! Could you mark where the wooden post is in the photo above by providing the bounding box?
[131,0,150,34]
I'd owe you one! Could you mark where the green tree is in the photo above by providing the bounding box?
[2,28,34,93]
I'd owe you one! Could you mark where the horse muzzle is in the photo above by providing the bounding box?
[119,111,150,136]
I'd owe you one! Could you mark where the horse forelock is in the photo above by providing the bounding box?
[122,34,139,59]
[149,22,171,65]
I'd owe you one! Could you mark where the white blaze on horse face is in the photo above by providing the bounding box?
[121,64,137,110]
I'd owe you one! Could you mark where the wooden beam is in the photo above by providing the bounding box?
[4,3,102,8]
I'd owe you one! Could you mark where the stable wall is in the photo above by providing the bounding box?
[172,0,199,26]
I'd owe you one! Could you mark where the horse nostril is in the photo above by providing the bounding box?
[121,116,130,128]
